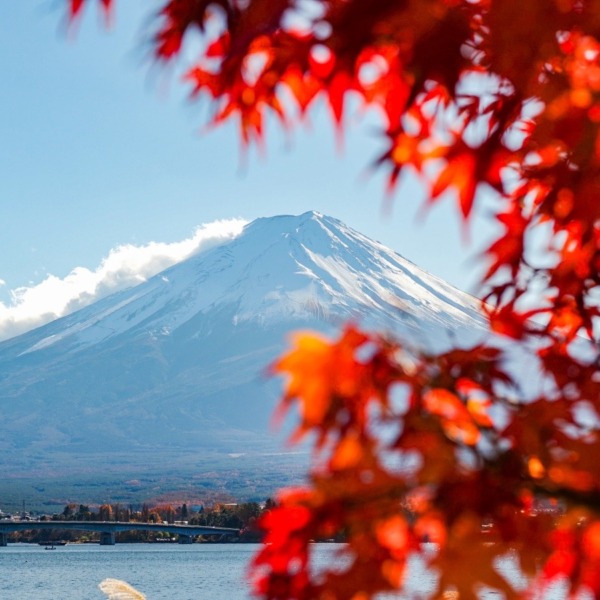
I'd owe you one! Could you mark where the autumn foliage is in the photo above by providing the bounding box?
[70,1,600,598]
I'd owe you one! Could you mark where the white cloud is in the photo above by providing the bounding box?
[0,218,247,342]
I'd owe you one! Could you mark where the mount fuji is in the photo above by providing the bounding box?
[0,212,487,505]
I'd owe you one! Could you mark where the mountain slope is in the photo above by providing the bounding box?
[0,212,487,501]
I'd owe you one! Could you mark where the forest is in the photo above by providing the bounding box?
[7,500,270,544]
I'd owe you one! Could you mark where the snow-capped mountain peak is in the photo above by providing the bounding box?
[14,211,483,358]
[0,212,486,498]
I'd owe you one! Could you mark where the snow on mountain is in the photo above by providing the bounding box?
[0,212,487,494]
[11,212,483,357]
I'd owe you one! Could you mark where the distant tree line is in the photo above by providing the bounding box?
[9,499,279,544]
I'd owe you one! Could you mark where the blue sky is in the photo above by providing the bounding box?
[0,2,499,339]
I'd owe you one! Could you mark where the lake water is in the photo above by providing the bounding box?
[1,542,444,600]
[0,542,565,599]
[2,543,260,600]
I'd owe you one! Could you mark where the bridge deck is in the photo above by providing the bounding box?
[0,521,239,545]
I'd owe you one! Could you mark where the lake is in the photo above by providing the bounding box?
[2,543,259,600]
[0,542,566,599]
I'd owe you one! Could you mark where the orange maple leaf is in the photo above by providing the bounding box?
[422,388,481,445]
[273,327,370,440]
[430,151,477,219]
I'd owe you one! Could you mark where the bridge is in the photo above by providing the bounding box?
[0,520,240,546]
